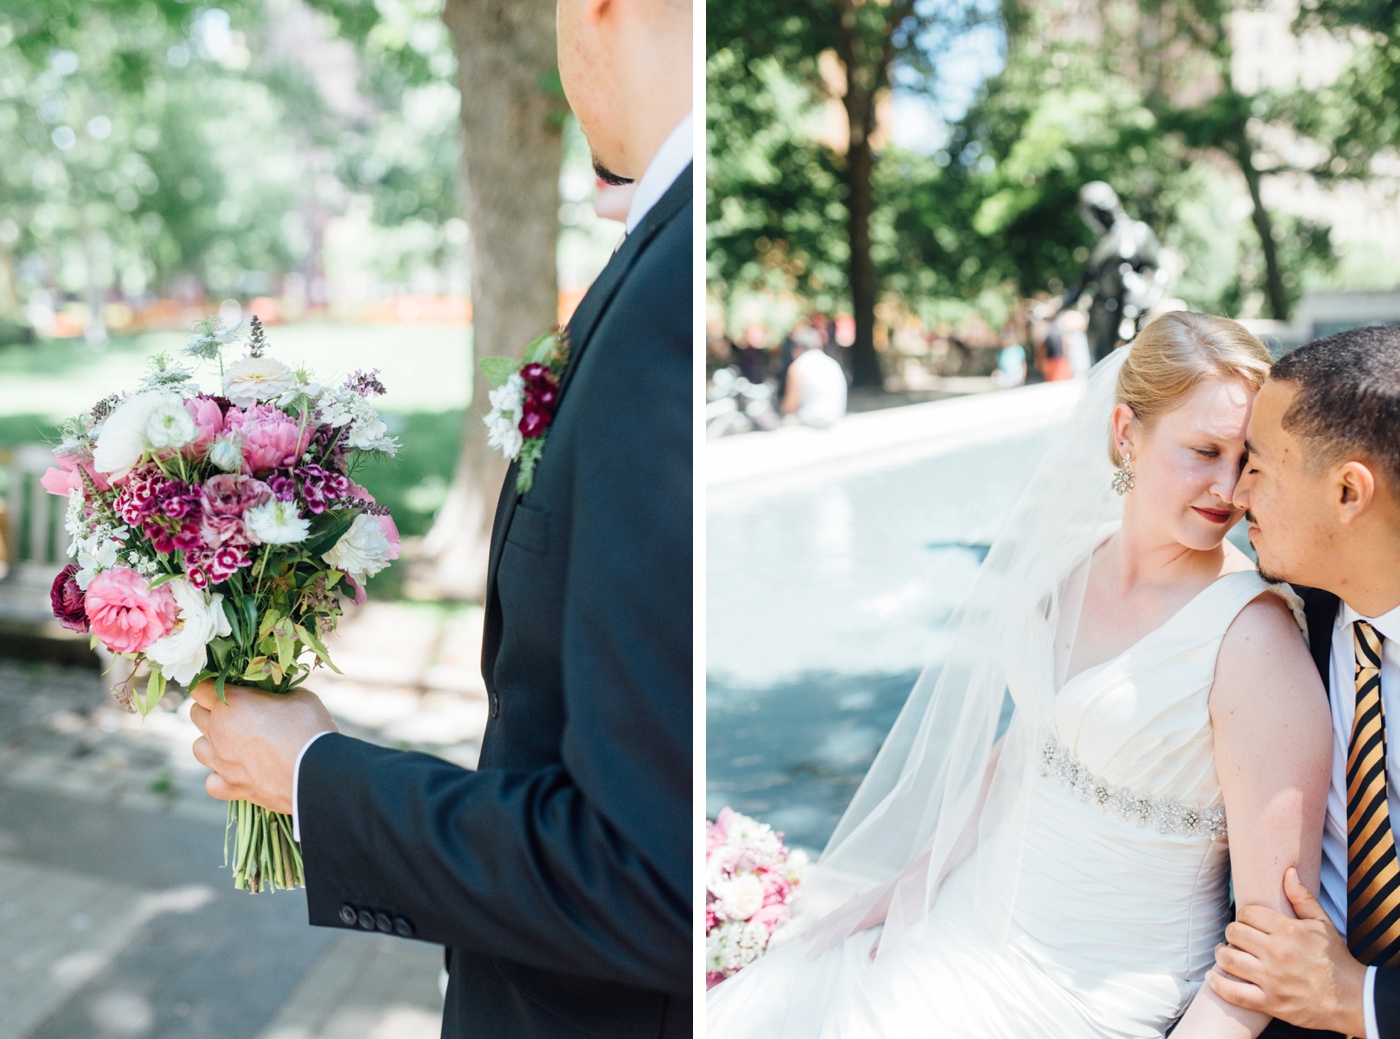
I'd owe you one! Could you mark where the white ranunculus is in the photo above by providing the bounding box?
[322,513,393,585]
[145,395,198,450]
[245,499,311,545]
[207,433,243,473]
[92,392,182,473]
[145,579,232,685]
[223,356,296,409]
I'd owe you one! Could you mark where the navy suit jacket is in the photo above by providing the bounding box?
[298,167,694,1038]
[1260,587,1400,1039]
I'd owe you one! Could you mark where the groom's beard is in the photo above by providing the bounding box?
[1244,510,1287,585]
[593,156,635,187]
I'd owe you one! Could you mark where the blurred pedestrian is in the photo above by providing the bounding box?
[782,329,847,427]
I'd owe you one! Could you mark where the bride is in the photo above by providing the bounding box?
[708,312,1332,1037]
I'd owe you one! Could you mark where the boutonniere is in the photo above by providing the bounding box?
[480,327,570,494]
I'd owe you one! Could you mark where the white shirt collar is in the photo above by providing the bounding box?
[1338,599,1400,645]
[625,111,693,234]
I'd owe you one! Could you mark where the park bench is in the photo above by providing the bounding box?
[0,443,78,644]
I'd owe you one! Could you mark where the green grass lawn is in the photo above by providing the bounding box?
[0,324,475,599]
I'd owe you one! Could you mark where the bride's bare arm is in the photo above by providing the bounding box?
[1172,593,1331,1038]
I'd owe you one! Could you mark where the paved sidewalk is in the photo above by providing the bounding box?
[0,600,488,1039]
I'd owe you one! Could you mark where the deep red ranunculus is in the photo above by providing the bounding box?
[50,565,89,633]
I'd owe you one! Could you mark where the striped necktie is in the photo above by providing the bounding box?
[1347,620,1400,965]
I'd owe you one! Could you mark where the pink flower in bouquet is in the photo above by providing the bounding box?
[50,564,88,633]
[85,567,177,654]
[750,903,791,934]
[41,453,111,497]
[183,395,225,455]
[199,474,273,548]
[347,482,402,562]
[759,869,792,907]
[226,405,311,476]
[296,464,350,515]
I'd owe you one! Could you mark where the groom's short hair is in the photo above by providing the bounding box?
[1271,325,1400,487]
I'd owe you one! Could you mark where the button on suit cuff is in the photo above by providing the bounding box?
[291,731,334,843]
[1366,965,1379,1039]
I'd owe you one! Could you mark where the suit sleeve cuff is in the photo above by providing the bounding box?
[1367,965,1380,1039]
[289,733,333,845]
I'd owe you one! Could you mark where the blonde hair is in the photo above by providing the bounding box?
[1110,312,1272,465]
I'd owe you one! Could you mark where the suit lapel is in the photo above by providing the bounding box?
[1299,585,1340,694]
[484,163,693,599]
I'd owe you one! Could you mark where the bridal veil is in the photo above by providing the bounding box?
[797,346,1133,957]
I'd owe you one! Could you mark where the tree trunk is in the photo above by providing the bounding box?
[417,0,563,601]
[844,107,881,388]
[1234,121,1290,321]
[835,0,885,390]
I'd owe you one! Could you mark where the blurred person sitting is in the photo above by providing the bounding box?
[782,327,847,427]
[993,331,1027,389]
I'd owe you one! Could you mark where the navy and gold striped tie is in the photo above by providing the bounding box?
[1347,620,1400,966]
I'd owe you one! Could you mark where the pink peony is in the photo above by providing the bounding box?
[199,474,273,548]
[183,395,225,456]
[84,567,177,654]
[40,453,110,497]
[225,405,312,476]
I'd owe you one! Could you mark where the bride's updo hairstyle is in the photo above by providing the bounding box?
[1110,311,1271,465]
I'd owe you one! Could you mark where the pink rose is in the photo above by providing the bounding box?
[184,396,225,455]
[40,453,110,497]
[226,405,312,476]
[85,567,177,654]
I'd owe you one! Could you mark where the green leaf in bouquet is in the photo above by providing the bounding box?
[294,623,343,674]
[223,599,243,648]
[242,656,281,683]
[478,356,520,388]
[305,513,360,559]
[140,667,167,716]
[215,673,227,704]
[147,572,180,590]
[258,610,284,640]
[274,630,294,671]
[209,637,234,670]
[325,571,343,589]
[524,330,556,366]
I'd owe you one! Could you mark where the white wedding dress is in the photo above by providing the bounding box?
[708,568,1304,1038]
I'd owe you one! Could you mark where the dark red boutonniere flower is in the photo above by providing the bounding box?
[480,328,571,494]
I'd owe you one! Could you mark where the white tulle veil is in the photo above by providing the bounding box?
[794,345,1133,957]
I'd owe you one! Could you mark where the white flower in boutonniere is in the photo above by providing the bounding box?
[479,328,570,494]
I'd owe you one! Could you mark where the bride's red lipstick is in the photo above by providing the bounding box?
[1193,507,1234,525]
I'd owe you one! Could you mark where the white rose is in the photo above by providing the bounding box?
[145,579,233,686]
[322,513,392,585]
[92,392,183,473]
[145,395,197,450]
[714,874,765,922]
[245,499,311,545]
[223,356,296,409]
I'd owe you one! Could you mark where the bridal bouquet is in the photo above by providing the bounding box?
[44,316,400,893]
[705,807,809,988]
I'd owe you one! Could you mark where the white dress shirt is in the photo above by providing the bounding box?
[624,111,693,234]
[1317,600,1400,1039]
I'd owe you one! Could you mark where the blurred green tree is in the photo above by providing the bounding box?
[709,0,994,387]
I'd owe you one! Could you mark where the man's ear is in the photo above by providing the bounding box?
[1336,460,1377,522]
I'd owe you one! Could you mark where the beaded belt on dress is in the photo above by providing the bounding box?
[1038,732,1227,841]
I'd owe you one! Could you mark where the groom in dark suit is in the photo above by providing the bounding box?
[1208,326,1400,1039]
[186,1,693,1036]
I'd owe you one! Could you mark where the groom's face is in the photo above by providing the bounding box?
[557,0,629,182]
[1234,379,1333,586]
